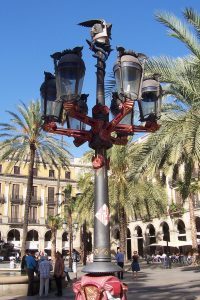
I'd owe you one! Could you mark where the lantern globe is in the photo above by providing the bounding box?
[40,72,63,122]
[113,54,143,101]
[56,53,85,102]
[138,77,162,122]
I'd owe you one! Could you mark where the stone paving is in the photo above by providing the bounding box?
[1,263,200,299]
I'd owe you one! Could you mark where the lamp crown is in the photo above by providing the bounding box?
[51,47,84,61]
[79,19,112,44]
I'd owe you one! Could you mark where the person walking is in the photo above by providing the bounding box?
[26,250,37,296]
[38,256,52,297]
[21,249,29,274]
[54,251,64,297]
[116,247,124,280]
[131,251,140,279]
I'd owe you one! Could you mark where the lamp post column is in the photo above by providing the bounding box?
[83,47,120,273]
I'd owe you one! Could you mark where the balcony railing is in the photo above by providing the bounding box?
[29,219,39,224]
[10,196,24,204]
[46,198,55,206]
[30,197,42,206]
[8,218,22,224]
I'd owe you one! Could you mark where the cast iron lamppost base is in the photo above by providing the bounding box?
[41,19,162,299]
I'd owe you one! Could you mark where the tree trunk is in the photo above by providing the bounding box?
[21,145,35,257]
[119,206,127,259]
[82,220,87,265]
[51,227,57,262]
[51,167,61,262]
[188,194,198,250]
[68,196,73,269]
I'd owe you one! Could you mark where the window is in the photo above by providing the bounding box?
[48,187,54,205]
[32,186,37,200]
[14,166,20,175]
[48,207,55,216]
[29,206,37,221]
[33,168,38,177]
[12,184,20,199]
[11,205,19,219]
[49,170,55,178]
[174,190,182,204]
[65,171,71,179]
[0,165,2,173]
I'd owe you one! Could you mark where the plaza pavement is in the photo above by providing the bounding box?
[1,262,200,300]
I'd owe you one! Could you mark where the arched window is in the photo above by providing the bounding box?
[177,219,186,241]
[162,222,170,242]
[45,230,51,241]
[26,230,38,241]
[62,232,68,242]
[7,229,20,241]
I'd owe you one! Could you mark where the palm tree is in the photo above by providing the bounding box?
[0,101,70,257]
[47,214,63,261]
[129,8,200,251]
[75,173,94,265]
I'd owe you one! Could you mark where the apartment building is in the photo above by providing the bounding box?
[0,158,92,255]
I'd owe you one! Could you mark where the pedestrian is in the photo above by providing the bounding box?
[26,250,37,296]
[115,247,124,280]
[38,255,52,297]
[21,249,29,274]
[131,251,140,279]
[54,251,64,297]
[72,249,79,280]
[16,252,20,263]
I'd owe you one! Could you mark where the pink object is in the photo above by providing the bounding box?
[73,274,128,300]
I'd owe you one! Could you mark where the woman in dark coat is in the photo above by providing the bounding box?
[131,251,140,279]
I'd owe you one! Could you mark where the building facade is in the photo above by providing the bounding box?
[0,158,91,256]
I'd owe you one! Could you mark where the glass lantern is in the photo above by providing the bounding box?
[40,72,63,122]
[56,51,85,102]
[138,77,162,122]
[113,49,143,101]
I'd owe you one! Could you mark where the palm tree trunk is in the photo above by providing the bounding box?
[21,145,35,257]
[51,227,57,262]
[188,194,198,250]
[68,197,73,269]
[82,220,87,265]
[51,167,61,262]
[119,206,127,259]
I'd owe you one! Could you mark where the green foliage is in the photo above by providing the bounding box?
[47,214,63,230]
[0,100,71,171]
[168,202,185,216]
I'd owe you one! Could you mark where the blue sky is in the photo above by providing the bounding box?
[0,0,200,157]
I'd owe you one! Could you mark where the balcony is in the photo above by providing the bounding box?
[8,218,22,224]
[10,196,24,204]
[0,194,5,204]
[30,197,42,206]
[29,219,39,224]
[46,198,55,207]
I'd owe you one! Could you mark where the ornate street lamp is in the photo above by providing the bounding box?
[41,19,162,299]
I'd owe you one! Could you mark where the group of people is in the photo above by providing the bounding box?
[116,247,140,279]
[21,248,79,297]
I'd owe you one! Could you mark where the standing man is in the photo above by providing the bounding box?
[116,247,124,280]
[54,251,64,297]
[38,256,52,297]
[26,250,37,296]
